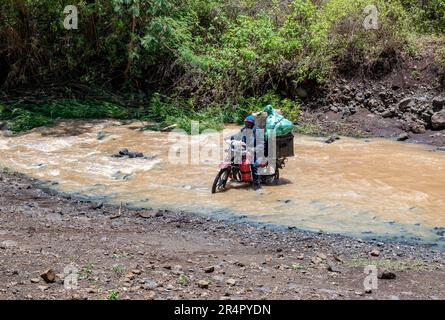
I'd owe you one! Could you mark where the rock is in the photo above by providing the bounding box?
[128,152,144,158]
[138,211,158,219]
[142,279,158,290]
[40,269,56,283]
[144,291,156,300]
[172,265,183,275]
[317,253,327,260]
[38,285,49,291]
[327,263,341,273]
[97,131,107,140]
[91,202,104,210]
[398,97,416,112]
[131,269,142,275]
[409,122,426,134]
[365,288,372,294]
[333,255,344,263]
[197,280,210,289]
[367,98,380,110]
[370,249,380,257]
[311,257,323,265]
[432,96,445,111]
[112,171,131,181]
[30,278,40,284]
[0,240,18,249]
[380,108,395,118]
[296,87,308,98]
[325,134,340,144]
[114,148,144,158]
[204,266,215,273]
[431,110,445,130]
[226,278,236,286]
[234,261,245,267]
[355,92,365,103]
[378,270,396,280]
[396,132,409,141]
[87,288,97,294]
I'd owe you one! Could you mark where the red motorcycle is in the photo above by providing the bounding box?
[211,140,286,193]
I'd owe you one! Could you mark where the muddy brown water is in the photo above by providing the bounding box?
[1,120,444,248]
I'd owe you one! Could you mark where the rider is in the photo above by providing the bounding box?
[230,115,265,190]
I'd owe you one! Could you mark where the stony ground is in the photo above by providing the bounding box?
[298,39,445,147]
[0,171,444,300]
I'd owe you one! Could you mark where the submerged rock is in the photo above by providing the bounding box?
[113,148,144,158]
[325,134,340,144]
[396,132,409,141]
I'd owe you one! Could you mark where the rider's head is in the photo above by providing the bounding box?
[244,115,255,129]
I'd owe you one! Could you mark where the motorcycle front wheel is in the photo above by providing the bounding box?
[211,168,230,193]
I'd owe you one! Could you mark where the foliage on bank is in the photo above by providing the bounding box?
[0,0,444,132]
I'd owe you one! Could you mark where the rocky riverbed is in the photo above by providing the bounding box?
[0,171,444,300]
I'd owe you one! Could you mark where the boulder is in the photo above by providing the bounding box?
[431,110,445,130]
[409,122,426,134]
[432,96,445,112]
[398,97,416,112]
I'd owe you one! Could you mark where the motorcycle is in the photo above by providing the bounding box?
[211,140,287,193]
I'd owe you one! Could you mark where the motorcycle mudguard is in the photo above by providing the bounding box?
[218,161,231,169]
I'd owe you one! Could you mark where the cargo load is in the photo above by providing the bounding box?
[264,104,293,138]
[275,132,294,158]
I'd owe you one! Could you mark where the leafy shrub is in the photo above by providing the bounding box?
[10,109,51,132]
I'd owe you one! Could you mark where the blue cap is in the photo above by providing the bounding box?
[244,115,255,124]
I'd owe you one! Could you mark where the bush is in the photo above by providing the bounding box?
[144,93,224,133]
[0,0,444,129]
[10,109,51,132]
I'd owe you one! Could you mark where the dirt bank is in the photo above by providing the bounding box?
[0,171,443,300]
[299,37,445,147]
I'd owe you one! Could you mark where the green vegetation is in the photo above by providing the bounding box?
[291,263,304,270]
[112,264,125,276]
[294,124,323,136]
[176,274,189,285]
[0,100,130,132]
[107,289,119,300]
[0,0,444,132]
[79,263,95,280]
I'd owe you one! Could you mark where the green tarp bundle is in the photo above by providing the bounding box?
[264,104,293,138]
